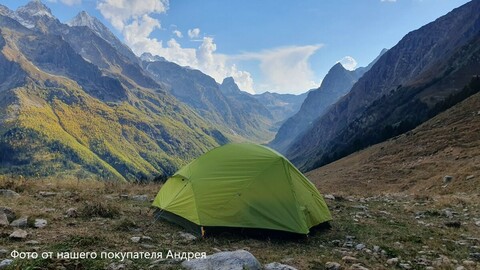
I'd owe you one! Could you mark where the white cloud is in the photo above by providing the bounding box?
[187,28,200,39]
[96,0,320,94]
[47,0,82,5]
[337,56,358,71]
[232,45,322,93]
[172,30,183,38]
[97,0,168,30]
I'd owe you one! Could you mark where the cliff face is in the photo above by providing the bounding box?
[287,0,480,171]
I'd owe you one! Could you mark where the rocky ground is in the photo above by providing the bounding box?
[0,177,479,269]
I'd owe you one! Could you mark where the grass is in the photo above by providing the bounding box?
[0,177,478,269]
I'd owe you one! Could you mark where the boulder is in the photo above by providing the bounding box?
[325,262,342,270]
[34,219,47,228]
[0,207,16,222]
[182,250,262,270]
[0,212,8,227]
[0,259,13,269]
[65,208,78,218]
[264,262,297,270]
[10,216,28,228]
[0,189,19,197]
[9,229,28,239]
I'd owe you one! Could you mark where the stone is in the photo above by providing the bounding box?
[349,264,369,270]
[179,232,197,242]
[466,175,475,180]
[373,246,381,253]
[9,229,28,239]
[0,189,19,197]
[324,194,336,200]
[66,208,78,218]
[325,262,341,270]
[475,221,480,227]
[10,216,28,227]
[0,212,8,227]
[462,260,475,266]
[38,191,57,197]
[0,249,8,258]
[182,250,262,270]
[443,175,453,184]
[455,266,465,270]
[264,262,297,270]
[26,240,39,245]
[399,263,412,269]
[355,244,366,250]
[0,259,13,269]
[470,252,480,261]
[342,256,357,263]
[0,207,16,223]
[106,262,126,270]
[34,219,47,228]
[141,236,153,242]
[387,258,399,265]
[130,237,141,243]
[131,195,148,202]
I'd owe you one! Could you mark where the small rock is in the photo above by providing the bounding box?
[462,260,475,266]
[466,175,475,180]
[443,175,453,184]
[399,263,412,269]
[9,229,28,239]
[0,259,13,269]
[324,194,336,200]
[182,250,261,270]
[179,232,197,242]
[140,244,155,249]
[10,216,28,227]
[349,264,369,270]
[387,258,399,265]
[0,249,8,258]
[131,195,148,202]
[65,208,78,218]
[325,262,341,270]
[38,191,57,197]
[342,256,357,263]
[355,244,366,251]
[34,219,47,228]
[475,221,480,227]
[25,240,39,245]
[106,262,126,270]
[456,266,465,270]
[141,236,152,242]
[470,252,480,261]
[264,262,297,270]
[130,237,141,243]
[0,207,15,223]
[119,194,129,199]
[0,189,19,197]
[0,212,8,227]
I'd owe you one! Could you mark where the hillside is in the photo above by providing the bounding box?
[253,91,308,126]
[287,0,480,171]
[0,5,226,181]
[306,89,480,195]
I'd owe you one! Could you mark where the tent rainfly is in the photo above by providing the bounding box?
[152,143,332,236]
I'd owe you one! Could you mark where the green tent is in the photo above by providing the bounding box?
[152,143,332,236]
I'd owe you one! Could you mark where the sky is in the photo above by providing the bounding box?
[1,0,472,94]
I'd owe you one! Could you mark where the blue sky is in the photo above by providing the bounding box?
[1,0,471,94]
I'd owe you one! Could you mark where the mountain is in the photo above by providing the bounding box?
[253,91,308,126]
[0,3,228,181]
[269,50,386,153]
[67,11,138,64]
[287,0,480,171]
[306,81,480,195]
[219,77,275,135]
[141,56,275,142]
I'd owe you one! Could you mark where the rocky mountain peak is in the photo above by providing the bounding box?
[140,52,166,62]
[16,0,53,19]
[220,77,242,94]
